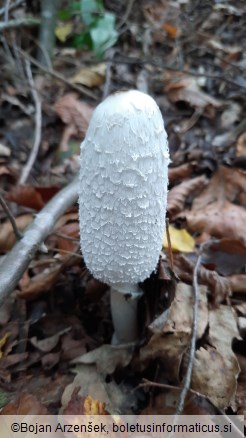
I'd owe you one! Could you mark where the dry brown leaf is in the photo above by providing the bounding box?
[5,186,59,210]
[236,132,246,158]
[70,64,106,88]
[168,163,194,184]
[140,282,208,382]
[1,393,48,414]
[72,344,134,375]
[61,364,137,414]
[164,72,223,114]
[192,305,241,409]
[17,264,62,299]
[202,238,246,276]
[63,387,108,415]
[192,166,246,209]
[168,175,208,219]
[185,201,246,244]
[30,328,70,353]
[54,93,94,138]
[228,275,246,294]
[0,214,33,253]
[173,254,231,304]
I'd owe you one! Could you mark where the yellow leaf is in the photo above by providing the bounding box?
[83,395,106,415]
[0,332,10,358]
[55,23,73,42]
[163,225,195,253]
[70,64,106,88]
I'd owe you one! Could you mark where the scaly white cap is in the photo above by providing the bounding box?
[79,90,169,285]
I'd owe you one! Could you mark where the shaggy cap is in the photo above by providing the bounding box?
[79,90,169,285]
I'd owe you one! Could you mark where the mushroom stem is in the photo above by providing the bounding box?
[110,283,143,344]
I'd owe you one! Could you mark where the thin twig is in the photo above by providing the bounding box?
[0,17,40,31]
[102,48,115,100]
[0,194,23,240]
[0,0,25,17]
[0,176,79,306]
[117,0,135,29]
[4,0,11,22]
[165,218,174,271]
[112,55,246,90]
[167,244,204,437]
[19,60,42,185]
[17,48,98,100]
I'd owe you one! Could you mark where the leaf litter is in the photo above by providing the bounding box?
[0,0,245,423]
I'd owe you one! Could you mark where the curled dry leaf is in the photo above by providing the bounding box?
[227,275,246,294]
[174,254,231,304]
[70,64,106,88]
[185,201,246,245]
[168,163,194,184]
[202,238,246,276]
[54,93,94,138]
[1,393,48,415]
[71,344,134,375]
[140,282,208,382]
[62,364,137,414]
[164,72,223,116]
[191,305,241,409]
[63,387,108,415]
[5,186,60,210]
[192,166,246,209]
[168,175,208,219]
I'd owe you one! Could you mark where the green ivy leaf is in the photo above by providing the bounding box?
[81,0,103,26]
[90,13,118,56]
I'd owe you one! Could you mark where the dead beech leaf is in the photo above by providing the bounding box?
[162,22,178,38]
[163,225,195,253]
[54,93,94,138]
[202,239,246,276]
[63,387,108,415]
[72,344,134,375]
[192,166,246,209]
[164,72,222,113]
[30,327,70,353]
[168,163,193,184]
[5,186,59,210]
[62,364,137,414]
[236,132,246,158]
[70,64,106,88]
[17,264,62,299]
[140,283,208,382]
[0,214,33,252]
[228,275,246,294]
[185,201,246,244]
[192,306,241,409]
[1,393,48,415]
[168,175,208,219]
[173,254,231,304]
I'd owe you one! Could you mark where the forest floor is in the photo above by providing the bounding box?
[0,0,245,426]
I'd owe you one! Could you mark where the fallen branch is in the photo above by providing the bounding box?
[0,176,79,307]
[0,17,40,31]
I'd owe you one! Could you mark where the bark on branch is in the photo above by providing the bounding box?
[0,176,79,306]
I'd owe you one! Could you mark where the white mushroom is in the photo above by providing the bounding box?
[79,90,169,344]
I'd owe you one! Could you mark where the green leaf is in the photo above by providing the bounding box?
[80,0,103,26]
[57,9,72,21]
[90,13,118,56]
